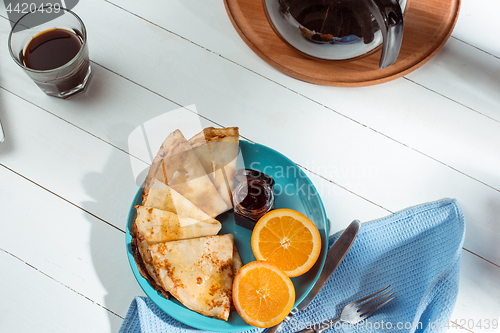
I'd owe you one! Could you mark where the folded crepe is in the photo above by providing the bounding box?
[143,129,228,218]
[232,246,243,276]
[132,198,222,298]
[148,234,235,321]
[131,200,242,305]
[134,206,222,244]
[189,127,239,208]
[134,128,243,318]
[131,228,166,297]
[143,179,219,224]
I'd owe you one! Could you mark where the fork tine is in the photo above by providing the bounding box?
[357,288,392,313]
[360,291,395,315]
[353,285,391,305]
[359,293,395,320]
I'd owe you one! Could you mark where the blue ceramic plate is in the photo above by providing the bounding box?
[126,140,329,332]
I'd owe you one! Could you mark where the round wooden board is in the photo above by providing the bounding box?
[224,0,460,87]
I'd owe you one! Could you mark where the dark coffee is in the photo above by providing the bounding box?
[24,28,82,70]
[281,0,376,44]
[9,8,91,98]
[21,28,90,95]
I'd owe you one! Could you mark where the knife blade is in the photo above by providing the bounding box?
[0,118,4,143]
[263,219,361,333]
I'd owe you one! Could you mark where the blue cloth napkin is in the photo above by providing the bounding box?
[120,198,465,333]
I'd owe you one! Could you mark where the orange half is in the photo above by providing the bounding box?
[232,261,295,328]
[251,209,321,277]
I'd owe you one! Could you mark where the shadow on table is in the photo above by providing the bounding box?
[80,130,141,332]
[83,158,138,332]
[72,70,149,332]
[76,76,213,331]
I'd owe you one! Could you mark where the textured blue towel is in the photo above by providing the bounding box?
[120,199,465,333]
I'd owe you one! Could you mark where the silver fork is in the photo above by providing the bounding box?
[293,286,395,333]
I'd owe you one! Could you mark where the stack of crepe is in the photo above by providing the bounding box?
[131,127,241,321]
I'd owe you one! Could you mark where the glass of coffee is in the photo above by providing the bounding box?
[8,7,91,99]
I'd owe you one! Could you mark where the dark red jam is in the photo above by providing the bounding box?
[238,179,270,210]
[233,169,275,230]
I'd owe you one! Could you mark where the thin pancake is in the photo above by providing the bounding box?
[134,206,221,244]
[132,202,221,298]
[130,225,169,298]
[143,129,228,217]
[232,246,243,276]
[143,179,219,224]
[189,127,239,208]
[149,234,234,320]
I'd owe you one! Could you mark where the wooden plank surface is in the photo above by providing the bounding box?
[0,249,124,333]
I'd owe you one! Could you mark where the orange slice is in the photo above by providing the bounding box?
[251,209,321,277]
[232,261,295,328]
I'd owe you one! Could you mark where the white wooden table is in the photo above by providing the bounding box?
[1,1,499,332]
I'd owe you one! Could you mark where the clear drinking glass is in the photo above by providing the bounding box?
[8,7,91,98]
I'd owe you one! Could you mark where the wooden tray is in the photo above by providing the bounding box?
[224,0,460,87]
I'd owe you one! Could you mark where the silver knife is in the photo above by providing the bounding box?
[0,118,4,143]
[263,219,361,333]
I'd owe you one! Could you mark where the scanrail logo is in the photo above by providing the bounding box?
[4,0,80,30]
[127,105,246,187]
